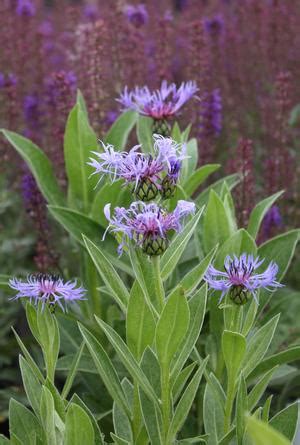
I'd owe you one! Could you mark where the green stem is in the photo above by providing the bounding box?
[152,256,165,312]
[84,252,102,319]
[161,365,171,444]
[132,382,142,441]
[224,377,236,434]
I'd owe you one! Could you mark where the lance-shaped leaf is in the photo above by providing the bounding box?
[269,402,298,442]
[248,367,278,410]
[156,287,190,368]
[95,316,160,408]
[247,191,284,239]
[137,115,153,153]
[105,111,138,150]
[79,323,130,417]
[1,129,64,206]
[161,207,204,281]
[196,173,240,207]
[64,403,95,445]
[248,346,300,381]
[183,164,220,196]
[222,331,246,384]
[9,399,43,445]
[167,358,208,443]
[83,236,130,312]
[171,284,207,376]
[126,282,156,360]
[19,356,42,417]
[40,387,56,445]
[246,415,290,445]
[64,101,98,211]
[236,376,248,445]
[242,314,280,378]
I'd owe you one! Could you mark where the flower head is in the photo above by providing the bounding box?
[124,4,149,27]
[88,135,187,200]
[205,253,282,305]
[9,274,86,311]
[104,200,195,255]
[118,81,198,120]
[16,0,36,17]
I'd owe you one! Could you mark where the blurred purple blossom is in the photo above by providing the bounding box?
[203,15,224,38]
[199,89,222,138]
[16,0,36,17]
[124,4,149,27]
[83,4,100,21]
[262,205,282,239]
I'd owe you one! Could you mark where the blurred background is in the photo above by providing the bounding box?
[0,0,300,438]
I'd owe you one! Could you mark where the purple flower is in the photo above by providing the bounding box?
[0,73,5,88]
[38,20,53,37]
[124,4,149,27]
[262,205,282,239]
[88,135,186,200]
[9,273,86,311]
[105,110,119,126]
[104,200,195,255]
[205,254,283,305]
[83,4,99,21]
[203,15,224,38]
[199,89,222,138]
[16,0,36,17]
[118,81,198,120]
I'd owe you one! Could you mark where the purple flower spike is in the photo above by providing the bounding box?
[16,0,36,17]
[9,274,86,311]
[118,81,198,120]
[104,200,195,256]
[205,253,283,305]
[88,135,187,201]
[124,4,149,27]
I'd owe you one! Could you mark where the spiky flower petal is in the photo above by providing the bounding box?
[9,274,86,311]
[118,81,198,120]
[204,253,283,305]
[104,200,195,255]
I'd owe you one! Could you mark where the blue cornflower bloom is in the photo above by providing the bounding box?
[88,135,187,201]
[9,274,86,311]
[104,200,195,256]
[205,253,283,305]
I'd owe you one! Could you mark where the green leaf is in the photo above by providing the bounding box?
[113,380,133,443]
[95,316,160,408]
[126,282,156,360]
[222,331,246,383]
[203,381,224,444]
[236,376,248,445]
[69,394,105,445]
[167,358,208,442]
[83,236,130,312]
[19,356,42,417]
[136,115,153,153]
[172,363,197,403]
[258,230,299,308]
[64,102,98,210]
[248,367,277,410]
[1,130,64,206]
[61,341,85,399]
[9,399,43,445]
[183,164,220,196]
[105,111,138,149]
[156,287,190,367]
[64,403,95,445]
[12,327,44,383]
[44,379,66,423]
[40,387,57,445]
[0,274,10,289]
[246,415,291,445]
[171,284,207,376]
[111,433,130,445]
[203,190,233,254]
[180,138,198,182]
[161,207,204,281]
[76,89,88,116]
[248,346,300,380]
[139,348,163,445]
[79,323,130,416]
[179,245,218,295]
[0,435,10,444]
[196,173,240,207]
[247,191,284,239]
[269,402,298,441]
[37,305,60,383]
[242,314,280,378]
[48,205,132,276]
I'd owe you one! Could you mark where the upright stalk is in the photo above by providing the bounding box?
[161,364,172,445]
[152,256,165,312]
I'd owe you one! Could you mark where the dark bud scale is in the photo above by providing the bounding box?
[152,119,171,137]
[135,178,159,201]
[142,235,169,256]
[229,285,250,305]
[161,175,176,199]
